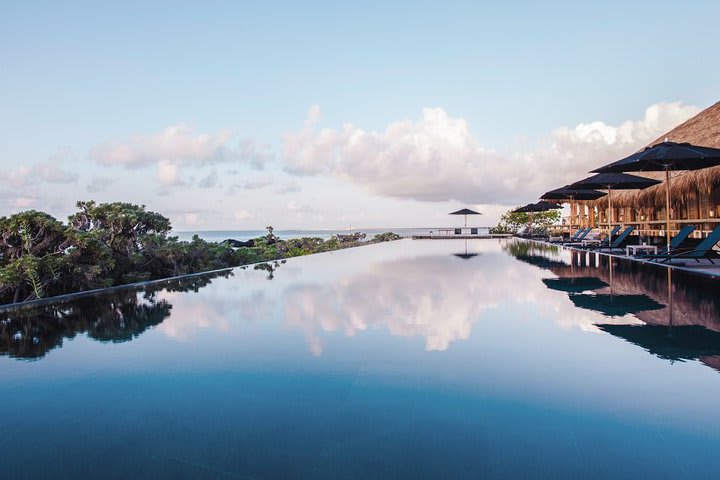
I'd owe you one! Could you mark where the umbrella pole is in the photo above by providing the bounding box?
[665,168,672,253]
[607,187,612,236]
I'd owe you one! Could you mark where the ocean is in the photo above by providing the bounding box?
[173,227,490,242]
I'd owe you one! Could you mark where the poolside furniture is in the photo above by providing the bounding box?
[634,225,696,258]
[645,225,720,264]
[550,227,583,244]
[626,245,658,256]
[586,226,621,247]
[561,227,591,244]
[565,229,599,246]
[586,226,635,251]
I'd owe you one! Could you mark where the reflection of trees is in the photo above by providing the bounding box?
[253,260,285,280]
[0,271,229,360]
[501,238,561,258]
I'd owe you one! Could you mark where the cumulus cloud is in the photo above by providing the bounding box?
[4,162,79,188]
[86,176,115,193]
[241,173,274,190]
[283,102,700,205]
[234,209,252,221]
[287,200,313,213]
[276,181,302,194]
[90,123,274,187]
[227,174,274,193]
[197,171,219,189]
[157,160,184,186]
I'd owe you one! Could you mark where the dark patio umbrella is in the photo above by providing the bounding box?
[542,277,608,293]
[541,186,607,201]
[569,293,665,317]
[569,173,661,233]
[527,201,562,212]
[541,186,607,236]
[592,141,720,252]
[449,208,481,227]
[513,203,537,213]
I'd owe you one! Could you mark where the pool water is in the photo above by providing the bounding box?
[2,238,720,479]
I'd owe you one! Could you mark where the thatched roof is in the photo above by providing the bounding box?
[590,101,720,208]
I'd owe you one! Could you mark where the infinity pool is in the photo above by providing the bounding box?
[3,239,720,479]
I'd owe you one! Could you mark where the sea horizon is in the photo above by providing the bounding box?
[174,227,492,242]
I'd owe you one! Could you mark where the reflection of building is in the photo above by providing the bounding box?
[530,246,720,374]
[547,250,720,332]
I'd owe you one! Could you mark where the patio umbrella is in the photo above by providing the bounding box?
[527,201,562,212]
[569,173,661,234]
[541,186,607,201]
[449,208,481,227]
[541,186,607,236]
[592,141,720,253]
[513,203,535,213]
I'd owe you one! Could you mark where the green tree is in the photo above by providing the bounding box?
[491,209,561,235]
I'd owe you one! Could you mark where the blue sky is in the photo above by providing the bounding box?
[2,0,719,230]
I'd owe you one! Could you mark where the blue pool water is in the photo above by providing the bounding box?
[2,239,720,479]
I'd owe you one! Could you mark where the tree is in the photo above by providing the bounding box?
[491,209,561,234]
[0,211,72,302]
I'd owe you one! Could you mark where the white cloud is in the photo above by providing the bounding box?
[157,160,183,186]
[12,196,37,208]
[276,181,302,194]
[282,102,700,205]
[91,123,274,187]
[92,124,235,168]
[86,177,115,193]
[4,162,78,188]
[197,171,219,189]
[234,209,252,221]
[241,173,273,190]
[287,200,313,213]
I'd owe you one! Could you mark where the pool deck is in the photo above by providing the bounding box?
[533,239,720,279]
[412,234,512,239]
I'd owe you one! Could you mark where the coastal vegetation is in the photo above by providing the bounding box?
[490,208,561,235]
[0,201,402,305]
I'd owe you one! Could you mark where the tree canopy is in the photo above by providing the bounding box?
[0,202,402,305]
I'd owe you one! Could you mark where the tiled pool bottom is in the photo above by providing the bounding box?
[3,238,720,479]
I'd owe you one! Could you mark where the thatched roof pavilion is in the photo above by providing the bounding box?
[603,101,720,208]
[563,101,720,238]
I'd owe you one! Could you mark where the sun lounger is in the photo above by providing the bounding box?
[645,225,720,264]
[550,227,585,244]
[562,227,592,244]
[634,225,695,258]
[586,226,634,251]
[577,226,620,249]
[565,229,599,246]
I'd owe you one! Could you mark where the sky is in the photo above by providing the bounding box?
[2,0,719,231]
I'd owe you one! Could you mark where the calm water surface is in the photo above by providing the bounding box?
[2,239,720,479]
